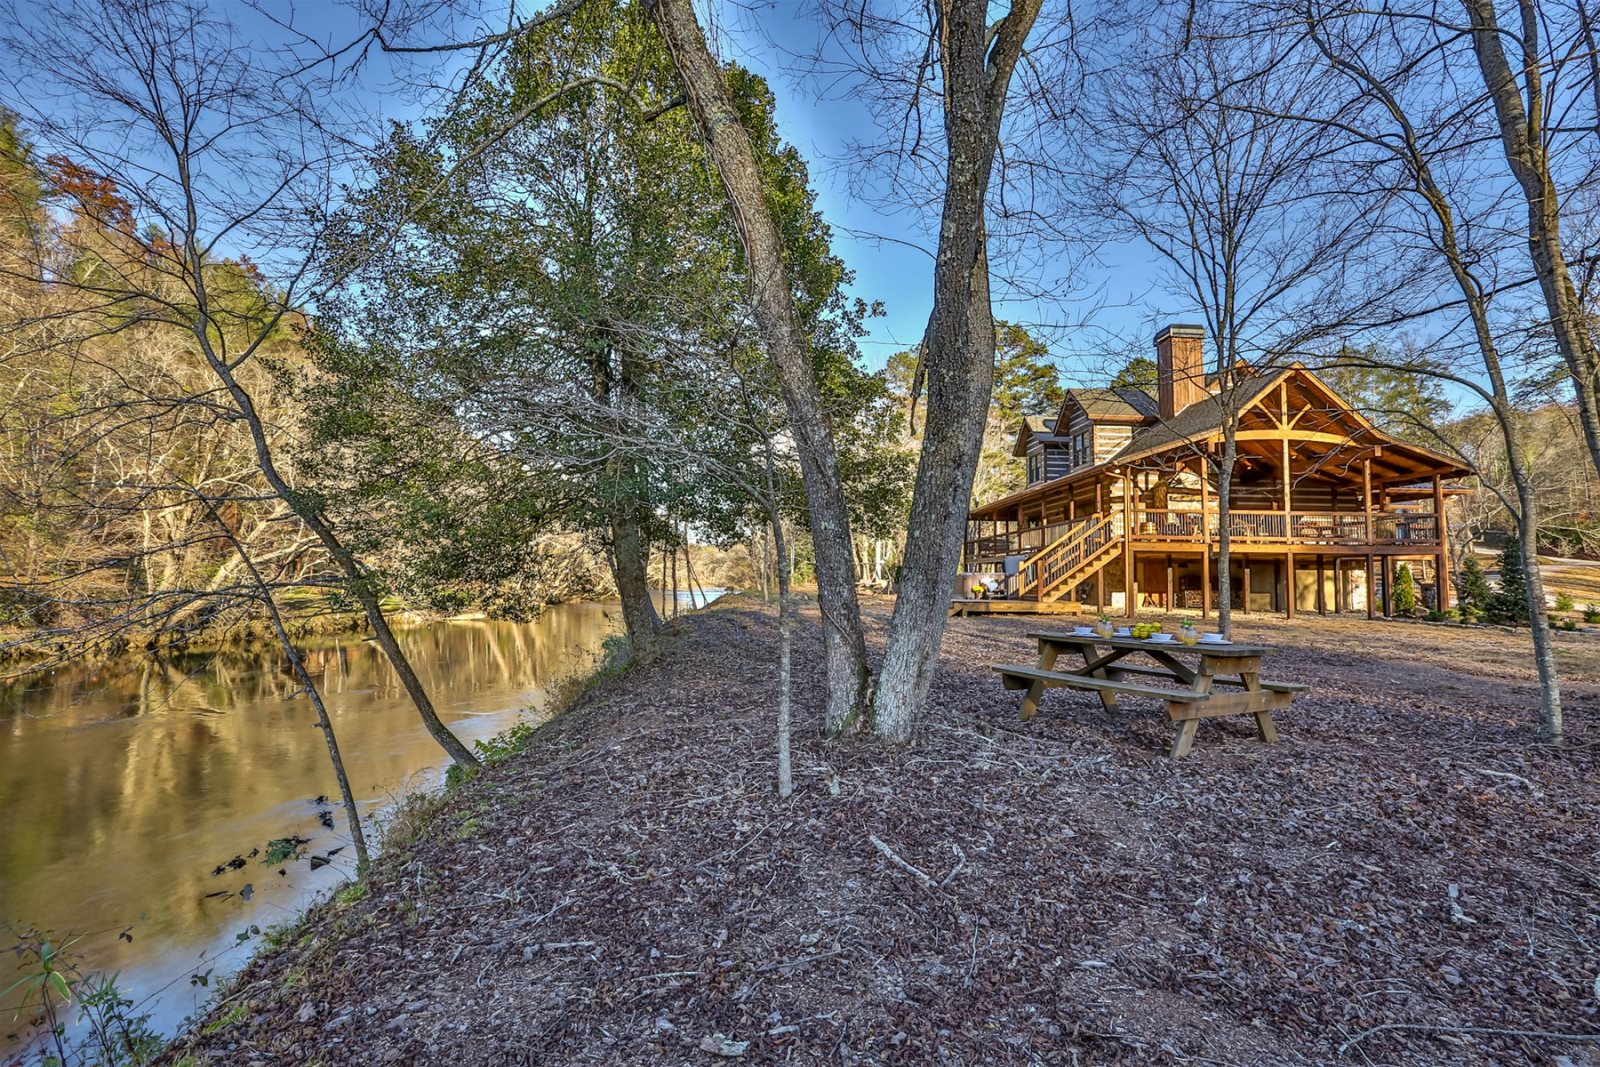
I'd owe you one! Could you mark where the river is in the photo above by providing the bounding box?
[0,594,715,1060]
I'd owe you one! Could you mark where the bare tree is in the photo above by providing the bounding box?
[195,485,371,873]
[1095,18,1372,636]
[651,0,871,733]
[0,0,482,767]
[865,0,1045,741]
[1253,2,1567,739]
[1461,0,1600,481]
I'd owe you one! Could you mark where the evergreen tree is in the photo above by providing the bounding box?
[1392,562,1417,616]
[1456,555,1492,616]
[1111,356,1160,394]
[1489,535,1530,625]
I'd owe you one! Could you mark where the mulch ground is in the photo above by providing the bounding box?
[165,596,1600,1066]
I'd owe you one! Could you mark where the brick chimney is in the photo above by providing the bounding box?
[1155,323,1207,420]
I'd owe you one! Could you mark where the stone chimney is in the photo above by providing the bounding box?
[1155,323,1207,421]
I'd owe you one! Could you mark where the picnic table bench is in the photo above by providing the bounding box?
[992,630,1309,758]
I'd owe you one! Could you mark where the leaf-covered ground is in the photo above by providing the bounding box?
[165,596,1599,1065]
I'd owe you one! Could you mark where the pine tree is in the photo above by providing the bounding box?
[1456,555,1492,616]
[1392,562,1418,616]
[1489,534,1530,625]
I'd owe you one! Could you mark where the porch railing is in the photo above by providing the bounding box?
[967,507,1442,562]
[1131,509,1441,546]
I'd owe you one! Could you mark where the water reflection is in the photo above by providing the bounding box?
[0,601,666,1057]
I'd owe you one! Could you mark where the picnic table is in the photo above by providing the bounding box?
[992,630,1309,758]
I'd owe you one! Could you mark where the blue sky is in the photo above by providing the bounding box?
[249,0,1175,382]
[713,3,1160,380]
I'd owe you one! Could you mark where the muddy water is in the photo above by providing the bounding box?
[0,596,712,1057]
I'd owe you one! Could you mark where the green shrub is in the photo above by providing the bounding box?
[1585,604,1600,624]
[1561,618,1578,632]
[473,718,537,767]
[1392,563,1418,616]
[1487,536,1530,625]
[1456,555,1493,615]
[1423,609,1447,622]
[1555,591,1576,612]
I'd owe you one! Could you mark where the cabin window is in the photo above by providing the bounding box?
[1027,451,1045,483]
[1071,431,1091,467]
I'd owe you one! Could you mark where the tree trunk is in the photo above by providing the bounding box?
[874,242,998,740]
[758,525,771,602]
[683,522,709,607]
[775,533,794,798]
[871,0,1042,742]
[671,538,680,619]
[770,508,794,799]
[1215,429,1236,638]
[653,0,870,731]
[194,342,481,769]
[1511,452,1564,742]
[609,504,661,652]
[201,493,370,872]
[272,604,371,874]
[1464,0,1600,481]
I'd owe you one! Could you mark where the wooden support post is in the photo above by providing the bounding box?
[1281,413,1293,533]
[1242,557,1252,614]
[1285,552,1296,619]
[1363,458,1374,546]
[1124,547,1136,618]
[1166,554,1175,613]
[1199,454,1211,620]
[1366,553,1376,619]
[1433,473,1450,609]
[1316,554,1326,615]
[1381,556,1393,617]
[1123,471,1135,618]
[1130,467,1141,533]
[1095,566,1105,612]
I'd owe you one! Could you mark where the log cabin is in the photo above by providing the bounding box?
[957,324,1473,619]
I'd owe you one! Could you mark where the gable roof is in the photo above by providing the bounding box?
[1116,374,1278,459]
[1012,414,1059,457]
[1071,387,1160,421]
[1052,387,1159,431]
[972,363,1474,520]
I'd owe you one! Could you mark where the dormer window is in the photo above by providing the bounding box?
[1071,431,1091,466]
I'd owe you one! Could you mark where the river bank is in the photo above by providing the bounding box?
[153,595,1599,1065]
[0,604,661,1063]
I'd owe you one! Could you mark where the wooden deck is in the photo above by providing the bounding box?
[949,598,1082,619]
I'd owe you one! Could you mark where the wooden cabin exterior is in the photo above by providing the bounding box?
[959,324,1473,619]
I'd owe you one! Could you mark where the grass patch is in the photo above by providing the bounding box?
[201,1003,249,1035]
[376,788,452,852]
[333,882,369,907]
[259,915,308,951]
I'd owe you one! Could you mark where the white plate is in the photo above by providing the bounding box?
[1146,635,1174,643]
[1199,636,1229,645]
[1114,629,1132,637]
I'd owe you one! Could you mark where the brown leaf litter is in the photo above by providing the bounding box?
[162,596,1599,1065]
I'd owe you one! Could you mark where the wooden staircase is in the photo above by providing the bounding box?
[1017,514,1120,602]
[950,515,1122,618]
